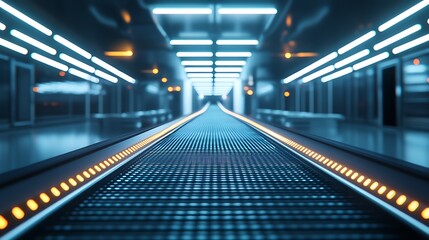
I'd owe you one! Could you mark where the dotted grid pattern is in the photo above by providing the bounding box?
[29,106,419,239]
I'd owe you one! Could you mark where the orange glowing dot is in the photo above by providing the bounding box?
[167,86,173,92]
[285,52,292,59]
[26,199,38,211]
[422,208,429,219]
[94,166,101,172]
[40,193,50,203]
[175,86,181,92]
[60,182,70,191]
[99,163,106,169]
[345,170,353,177]
[363,179,371,186]
[32,87,39,93]
[11,207,25,220]
[408,201,419,212]
[121,10,132,24]
[246,89,254,96]
[370,182,378,190]
[59,71,66,77]
[68,178,77,186]
[243,86,249,91]
[161,77,168,83]
[351,173,359,180]
[104,160,110,166]
[286,15,292,27]
[152,68,159,74]
[386,190,396,200]
[284,91,291,97]
[83,171,91,178]
[0,215,7,230]
[357,176,365,183]
[378,186,387,195]
[413,58,420,65]
[396,195,407,205]
[51,187,61,197]
[76,175,84,182]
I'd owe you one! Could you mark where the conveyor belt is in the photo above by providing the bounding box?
[24,105,420,239]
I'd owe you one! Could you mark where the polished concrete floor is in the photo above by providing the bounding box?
[0,119,428,176]
[295,123,429,169]
[0,121,139,174]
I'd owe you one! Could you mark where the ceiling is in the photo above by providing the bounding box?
[10,0,423,94]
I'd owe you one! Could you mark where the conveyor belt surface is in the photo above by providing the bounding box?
[26,105,420,239]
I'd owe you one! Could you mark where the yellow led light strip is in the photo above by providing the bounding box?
[0,105,208,232]
[218,104,429,224]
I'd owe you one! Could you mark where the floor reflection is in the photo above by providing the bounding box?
[0,121,140,174]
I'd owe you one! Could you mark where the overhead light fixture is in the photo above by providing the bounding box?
[104,51,133,57]
[0,22,5,31]
[177,52,213,57]
[214,78,237,82]
[91,57,136,83]
[0,0,52,36]
[378,0,429,32]
[152,8,212,15]
[189,78,213,82]
[392,33,429,54]
[302,65,335,83]
[53,35,92,59]
[338,31,376,55]
[215,52,252,57]
[215,73,240,78]
[184,67,213,72]
[218,8,277,15]
[216,40,259,45]
[68,68,99,83]
[215,60,246,66]
[31,53,68,71]
[10,29,56,55]
[0,38,28,55]
[321,67,354,82]
[181,61,213,66]
[59,53,95,73]
[334,49,370,69]
[283,52,338,84]
[353,52,390,71]
[187,73,213,78]
[94,69,118,83]
[374,24,422,51]
[170,39,213,45]
[215,67,243,72]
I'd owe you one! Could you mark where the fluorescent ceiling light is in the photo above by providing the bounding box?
[283,52,338,84]
[218,8,277,15]
[59,53,95,73]
[215,73,240,78]
[31,53,68,71]
[392,33,429,54]
[302,65,335,83]
[181,60,213,66]
[184,67,213,72]
[214,79,237,83]
[187,73,213,78]
[321,67,353,83]
[0,38,28,55]
[170,39,213,45]
[215,67,243,72]
[215,52,252,57]
[215,60,246,66]
[91,57,136,83]
[0,0,52,36]
[95,70,118,83]
[374,24,422,51]
[177,52,213,57]
[153,8,212,15]
[0,22,5,31]
[338,31,376,55]
[334,49,370,69]
[353,52,390,71]
[378,0,429,32]
[10,29,56,55]
[68,68,99,83]
[54,35,92,59]
[189,78,213,82]
[216,40,258,45]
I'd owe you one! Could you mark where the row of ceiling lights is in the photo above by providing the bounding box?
[283,0,429,85]
[0,0,136,85]
[153,8,277,15]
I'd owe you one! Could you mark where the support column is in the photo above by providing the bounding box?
[233,80,244,114]
[182,80,192,115]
